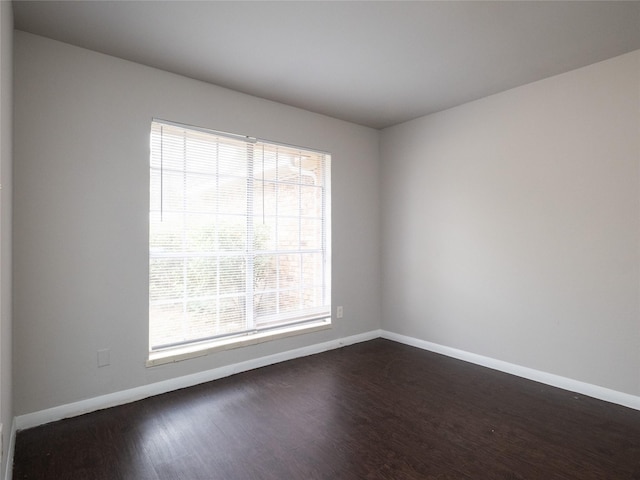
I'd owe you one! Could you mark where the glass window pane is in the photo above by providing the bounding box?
[150,302,186,347]
[302,287,323,309]
[278,254,301,290]
[186,173,218,213]
[277,183,300,217]
[186,257,218,298]
[277,217,299,250]
[255,292,276,318]
[150,120,330,351]
[150,212,184,253]
[219,256,246,294]
[302,253,323,287]
[185,216,217,253]
[279,290,300,314]
[301,218,322,250]
[254,217,276,251]
[254,254,277,292]
[254,180,277,216]
[185,134,218,175]
[300,185,323,218]
[150,257,184,302]
[219,297,246,332]
[186,300,217,339]
[218,216,246,251]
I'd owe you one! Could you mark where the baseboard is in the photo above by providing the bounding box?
[15,329,382,431]
[380,330,640,411]
[15,328,639,435]
[4,419,15,480]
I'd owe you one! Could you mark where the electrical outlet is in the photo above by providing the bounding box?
[337,306,344,319]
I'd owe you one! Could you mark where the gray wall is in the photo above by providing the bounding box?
[381,50,640,396]
[13,27,640,419]
[0,1,11,475]
[13,31,381,415]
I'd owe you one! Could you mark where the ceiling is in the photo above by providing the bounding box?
[12,1,640,129]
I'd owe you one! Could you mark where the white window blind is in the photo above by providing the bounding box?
[149,120,331,351]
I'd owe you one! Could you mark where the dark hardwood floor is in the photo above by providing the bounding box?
[13,339,640,479]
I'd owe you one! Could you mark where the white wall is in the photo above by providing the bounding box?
[0,1,11,475]
[13,31,381,415]
[381,50,640,396]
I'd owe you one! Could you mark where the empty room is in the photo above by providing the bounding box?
[1,1,640,478]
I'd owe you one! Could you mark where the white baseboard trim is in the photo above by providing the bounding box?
[14,328,640,435]
[4,419,15,480]
[380,330,640,412]
[15,329,382,431]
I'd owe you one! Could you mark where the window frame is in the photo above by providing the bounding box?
[147,119,332,365]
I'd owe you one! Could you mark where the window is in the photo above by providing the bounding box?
[149,120,331,360]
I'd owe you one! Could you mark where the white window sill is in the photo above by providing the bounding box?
[146,319,332,367]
